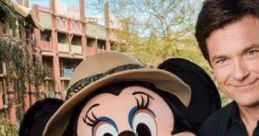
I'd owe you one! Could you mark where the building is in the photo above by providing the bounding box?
[0,0,44,124]
[0,0,116,124]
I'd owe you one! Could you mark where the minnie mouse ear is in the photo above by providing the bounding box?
[158,58,221,131]
[19,98,64,136]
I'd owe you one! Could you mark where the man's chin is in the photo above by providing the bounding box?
[173,132,196,136]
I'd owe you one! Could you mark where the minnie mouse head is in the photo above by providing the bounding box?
[42,52,195,136]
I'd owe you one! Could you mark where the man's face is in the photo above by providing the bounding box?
[206,16,259,107]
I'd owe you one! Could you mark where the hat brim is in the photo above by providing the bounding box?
[43,68,191,136]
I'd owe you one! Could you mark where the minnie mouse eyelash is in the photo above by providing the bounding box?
[135,95,149,109]
[82,103,100,127]
[133,91,154,109]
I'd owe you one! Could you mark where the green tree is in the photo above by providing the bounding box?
[108,0,206,66]
[0,120,18,136]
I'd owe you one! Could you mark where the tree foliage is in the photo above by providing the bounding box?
[0,0,25,36]
[107,0,208,67]
[0,120,18,136]
[0,0,50,96]
[0,34,50,92]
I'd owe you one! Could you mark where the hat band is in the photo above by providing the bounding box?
[66,64,144,99]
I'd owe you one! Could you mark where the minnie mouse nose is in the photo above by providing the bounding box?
[118,130,136,136]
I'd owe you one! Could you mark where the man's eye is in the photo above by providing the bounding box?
[215,58,227,64]
[247,49,259,56]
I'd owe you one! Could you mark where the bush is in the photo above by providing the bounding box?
[0,120,18,136]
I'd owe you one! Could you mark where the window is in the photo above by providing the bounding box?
[42,56,53,78]
[71,35,82,45]
[40,30,51,41]
[57,32,69,43]
[87,38,95,47]
[97,40,106,49]
[60,58,82,78]
[43,80,55,98]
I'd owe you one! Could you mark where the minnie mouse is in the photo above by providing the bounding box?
[20,51,220,136]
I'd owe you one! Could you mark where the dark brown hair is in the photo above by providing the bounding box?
[195,0,259,61]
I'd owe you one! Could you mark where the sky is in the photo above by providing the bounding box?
[28,0,105,24]
[13,0,203,30]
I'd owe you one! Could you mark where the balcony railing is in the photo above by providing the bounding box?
[39,12,52,29]
[39,41,52,50]
[58,43,69,52]
[61,68,74,78]
[71,45,82,54]
[46,91,55,98]
[70,22,82,33]
[39,91,55,98]
[86,46,97,55]
[97,48,105,53]
[56,17,69,32]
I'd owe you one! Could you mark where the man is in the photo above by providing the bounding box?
[195,0,259,136]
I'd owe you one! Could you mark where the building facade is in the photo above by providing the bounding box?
[0,0,116,124]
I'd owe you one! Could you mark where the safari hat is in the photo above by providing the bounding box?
[43,51,191,136]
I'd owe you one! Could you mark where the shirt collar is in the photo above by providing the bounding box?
[229,102,243,124]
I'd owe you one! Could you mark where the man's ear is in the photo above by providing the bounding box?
[19,98,64,136]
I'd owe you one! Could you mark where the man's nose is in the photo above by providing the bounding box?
[232,60,249,81]
[118,130,136,136]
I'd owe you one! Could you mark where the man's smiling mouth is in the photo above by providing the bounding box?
[230,79,258,88]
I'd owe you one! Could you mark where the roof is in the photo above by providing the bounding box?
[3,1,44,30]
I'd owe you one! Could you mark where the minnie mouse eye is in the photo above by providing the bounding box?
[103,133,113,136]
[136,123,151,136]
[132,112,156,136]
[94,123,118,136]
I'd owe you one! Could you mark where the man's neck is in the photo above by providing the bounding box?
[238,103,259,136]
